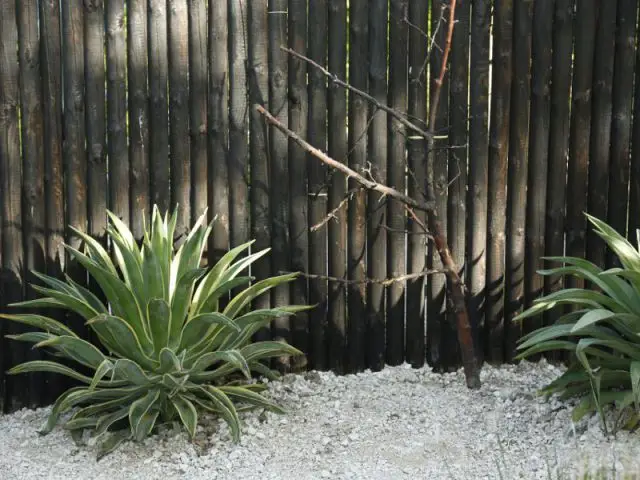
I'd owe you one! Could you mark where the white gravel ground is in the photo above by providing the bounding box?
[1,360,639,479]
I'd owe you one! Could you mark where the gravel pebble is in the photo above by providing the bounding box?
[0,360,639,479]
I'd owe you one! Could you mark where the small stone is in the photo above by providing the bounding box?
[305,371,323,384]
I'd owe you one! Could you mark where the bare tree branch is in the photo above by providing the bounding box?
[279,269,447,287]
[309,189,357,232]
[423,0,481,389]
[281,46,434,140]
[405,205,429,236]
[403,2,447,86]
[256,105,436,213]
[428,1,457,135]
[259,0,481,390]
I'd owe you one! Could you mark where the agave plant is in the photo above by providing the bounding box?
[1,206,307,458]
[515,214,640,432]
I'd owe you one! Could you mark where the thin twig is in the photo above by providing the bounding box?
[310,189,358,232]
[428,2,456,133]
[405,205,429,235]
[279,269,447,287]
[404,3,447,85]
[281,46,433,140]
[256,105,436,212]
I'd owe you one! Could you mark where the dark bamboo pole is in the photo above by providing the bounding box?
[189,0,209,223]
[149,0,170,213]
[348,0,369,372]
[128,0,150,238]
[631,78,640,234]
[107,0,129,223]
[505,0,533,360]
[544,0,574,337]
[566,0,598,290]
[486,0,513,364]
[524,0,553,338]
[85,0,108,348]
[62,0,88,339]
[169,0,191,236]
[367,0,389,371]
[85,0,107,248]
[587,2,617,270]
[17,0,46,407]
[208,0,230,261]
[0,0,24,410]
[467,0,491,366]
[446,0,470,368]
[40,0,66,404]
[386,0,407,368]
[327,0,348,373]
[83,1,108,352]
[268,0,291,347]
[308,0,329,371]
[248,0,272,333]
[228,0,250,253]
[289,0,309,370]
[427,0,449,371]
[628,11,640,236]
[607,0,638,253]
[630,26,640,235]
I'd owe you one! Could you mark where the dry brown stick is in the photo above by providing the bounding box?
[405,205,429,235]
[424,0,481,389]
[281,47,433,140]
[256,105,436,212]
[279,270,447,287]
[264,0,481,389]
[309,189,356,232]
[428,1,456,134]
[404,3,447,86]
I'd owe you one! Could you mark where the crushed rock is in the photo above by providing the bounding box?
[0,360,639,479]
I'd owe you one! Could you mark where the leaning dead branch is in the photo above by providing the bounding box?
[428,0,457,135]
[257,105,435,213]
[281,47,433,140]
[421,0,481,389]
[309,189,358,232]
[264,0,480,390]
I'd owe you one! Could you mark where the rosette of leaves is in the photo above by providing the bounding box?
[515,214,640,433]
[1,206,307,458]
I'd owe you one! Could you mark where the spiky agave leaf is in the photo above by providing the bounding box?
[1,204,309,458]
[516,213,640,430]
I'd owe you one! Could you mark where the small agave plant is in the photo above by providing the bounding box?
[515,214,640,432]
[1,206,307,458]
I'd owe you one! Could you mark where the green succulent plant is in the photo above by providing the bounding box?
[515,214,640,433]
[1,206,308,458]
